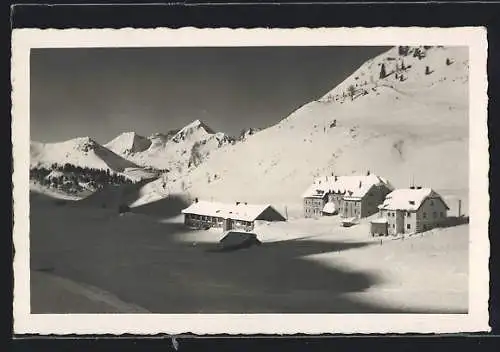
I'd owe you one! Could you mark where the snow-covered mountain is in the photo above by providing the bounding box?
[30,136,139,172]
[104,132,152,155]
[153,46,469,209]
[104,119,235,172]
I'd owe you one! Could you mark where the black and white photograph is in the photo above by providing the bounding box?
[11,27,490,335]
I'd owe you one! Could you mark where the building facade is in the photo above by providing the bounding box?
[303,191,329,218]
[302,173,393,219]
[377,187,449,235]
[341,184,393,218]
[182,200,286,231]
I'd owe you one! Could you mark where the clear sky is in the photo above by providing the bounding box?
[30,46,390,144]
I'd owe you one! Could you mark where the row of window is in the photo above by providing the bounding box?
[389,223,413,230]
[305,208,322,216]
[384,211,445,219]
[304,199,324,206]
[423,211,445,219]
[186,214,252,226]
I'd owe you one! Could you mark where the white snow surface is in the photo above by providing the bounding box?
[30,196,468,313]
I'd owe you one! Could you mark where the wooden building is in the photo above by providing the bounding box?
[376,187,449,235]
[181,200,286,231]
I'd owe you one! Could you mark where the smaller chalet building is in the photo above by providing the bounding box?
[302,172,393,219]
[181,200,286,231]
[374,187,449,236]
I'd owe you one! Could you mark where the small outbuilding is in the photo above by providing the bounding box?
[370,217,388,237]
[217,231,262,251]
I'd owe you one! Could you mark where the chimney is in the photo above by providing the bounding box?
[194,198,199,203]
[417,186,422,189]
[367,170,371,176]
[458,199,462,217]
[236,201,240,205]
[244,202,247,205]
[334,176,338,181]
[359,181,362,188]
[410,186,415,190]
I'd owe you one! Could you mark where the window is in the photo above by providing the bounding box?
[430,200,434,206]
[407,212,411,218]
[433,211,437,218]
[407,224,411,230]
[440,212,444,218]
[423,212,427,219]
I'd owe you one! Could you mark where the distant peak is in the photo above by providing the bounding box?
[104,131,151,154]
[183,119,214,133]
[181,119,215,134]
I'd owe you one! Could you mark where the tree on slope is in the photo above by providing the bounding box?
[398,46,409,56]
[347,85,356,101]
[379,63,387,79]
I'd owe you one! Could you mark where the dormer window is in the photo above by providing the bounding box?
[409,200,415,205]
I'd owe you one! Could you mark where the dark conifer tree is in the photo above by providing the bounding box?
[379,63,387,79]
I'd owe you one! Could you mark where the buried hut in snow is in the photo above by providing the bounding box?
[181,199,286,231]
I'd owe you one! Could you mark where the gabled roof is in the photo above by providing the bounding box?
[181,200,280,222]
[302,174,393,200]
[378,188,449,211]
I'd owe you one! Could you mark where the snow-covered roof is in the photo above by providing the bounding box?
[322,202,337,214]
[371,218,388,224]
[378,188,448,211]
[302,173,393,200]
[181,200,277,222]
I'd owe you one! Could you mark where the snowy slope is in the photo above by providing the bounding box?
[155,46,469,208]
[105,119,234,172]
[30,137,140,172]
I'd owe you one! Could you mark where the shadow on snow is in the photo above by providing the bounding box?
[29,197,464,314]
